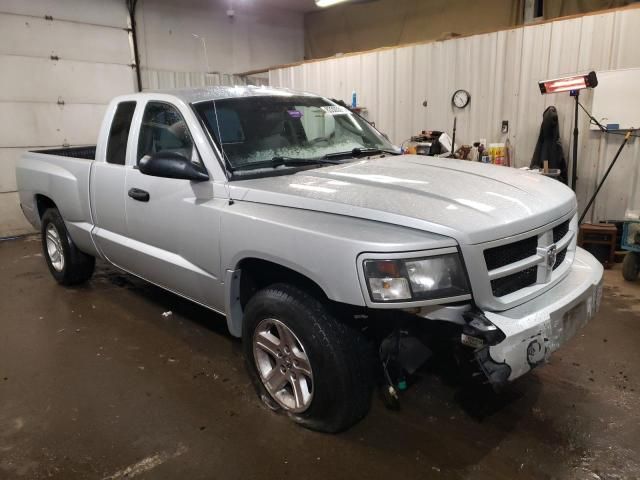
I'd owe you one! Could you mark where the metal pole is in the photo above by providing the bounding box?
[127,0,142,92]
[579,131,632,224]
[571,90,579,191]
[451,116,457,158]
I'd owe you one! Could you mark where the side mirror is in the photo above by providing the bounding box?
[138,151,209,181]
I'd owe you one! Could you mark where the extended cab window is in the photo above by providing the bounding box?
[106,101,136,165]
[137,102,199,164]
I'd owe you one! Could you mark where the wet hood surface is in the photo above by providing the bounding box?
[232,155,576,245]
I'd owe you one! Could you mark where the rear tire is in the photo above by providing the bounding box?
[41,208,95,285]
[622,251,639,281]
[242,283,374,433]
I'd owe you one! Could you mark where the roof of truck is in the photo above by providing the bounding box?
[149,85,318,103]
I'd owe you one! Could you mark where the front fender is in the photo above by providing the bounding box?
[219,201,456,336]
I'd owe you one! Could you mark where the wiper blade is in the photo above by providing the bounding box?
[232,156,341,171]
[322,147,400,160]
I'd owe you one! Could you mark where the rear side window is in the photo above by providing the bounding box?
[106,101,136,165]
[137,102,198,164]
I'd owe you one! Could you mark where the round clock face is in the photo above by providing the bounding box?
[452,89,471,108]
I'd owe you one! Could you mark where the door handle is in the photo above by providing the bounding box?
[128,188,150,202]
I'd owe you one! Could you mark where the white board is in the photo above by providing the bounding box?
[590,68,640,130]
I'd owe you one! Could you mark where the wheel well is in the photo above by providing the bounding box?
[237,258,327,308]
[35,194,57,218]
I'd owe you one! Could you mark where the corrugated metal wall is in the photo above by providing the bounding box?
[270,7,640,223]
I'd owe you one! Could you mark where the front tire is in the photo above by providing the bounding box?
[242,284,373,432]
[622,251,639,281]
[41,208,95,285]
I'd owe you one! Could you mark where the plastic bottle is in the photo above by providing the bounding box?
[351,90,357,109]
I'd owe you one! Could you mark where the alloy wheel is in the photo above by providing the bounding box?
[45,223,65,272]
[252,318,314,413]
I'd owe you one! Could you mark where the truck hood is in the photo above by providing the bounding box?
[230,155,577,245]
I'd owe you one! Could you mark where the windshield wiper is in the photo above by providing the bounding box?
[231,148,398,172]
[232,156,342,171]
[322,147,400,160]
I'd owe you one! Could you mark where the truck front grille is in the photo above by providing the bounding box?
[490,266,538,297]
[482,216,576,299]
[553,248,567,270]
[484,236,537,271]
[553,220,570,243]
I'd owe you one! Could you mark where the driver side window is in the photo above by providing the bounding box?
[137,102,200,164]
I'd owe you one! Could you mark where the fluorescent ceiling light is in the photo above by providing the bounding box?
[316,0,352,7]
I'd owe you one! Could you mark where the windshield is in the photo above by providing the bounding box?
[193,95,397,175]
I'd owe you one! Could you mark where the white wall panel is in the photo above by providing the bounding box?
[376,50,397,142]
[611,9,640,69]
[360,53,379,122]
[0,0,128,28]
[0,149,23,192]
[394,47,414,144]
[270,7,640,222]
[0,192,33,236]
[0,14,131,64]
[136,0,304,77]
[0,103,106,148]
[248,18,305,72]
[0,0,134,236]
[0,56,134,103]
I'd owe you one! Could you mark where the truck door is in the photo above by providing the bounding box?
[91,100,137,267]
[123,100,224,309]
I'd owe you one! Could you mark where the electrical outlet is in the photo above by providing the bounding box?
[501,120,509,134]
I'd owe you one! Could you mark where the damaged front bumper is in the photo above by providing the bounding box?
[468,247,604,385]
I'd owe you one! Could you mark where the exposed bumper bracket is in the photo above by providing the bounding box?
[462,310,506,346]
[461,309,511,388]
[475,346,512,388]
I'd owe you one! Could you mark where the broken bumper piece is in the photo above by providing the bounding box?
[473,247,604,386]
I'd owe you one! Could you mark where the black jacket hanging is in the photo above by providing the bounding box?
[530,106,568,184]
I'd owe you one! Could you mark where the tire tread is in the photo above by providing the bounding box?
[243,283,373,432]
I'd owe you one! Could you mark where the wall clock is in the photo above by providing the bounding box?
[452,89,471,108]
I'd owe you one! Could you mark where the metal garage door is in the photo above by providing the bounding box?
[0,0,135,236]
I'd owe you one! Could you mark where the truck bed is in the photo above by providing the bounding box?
[16,149,97,257]
[33,145,96,160]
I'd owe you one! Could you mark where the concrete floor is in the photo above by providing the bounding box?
[1,236,639,480]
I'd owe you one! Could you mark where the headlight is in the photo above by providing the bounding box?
[363,254,469,303]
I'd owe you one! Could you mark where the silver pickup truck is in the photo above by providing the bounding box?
[16,86,603,432]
